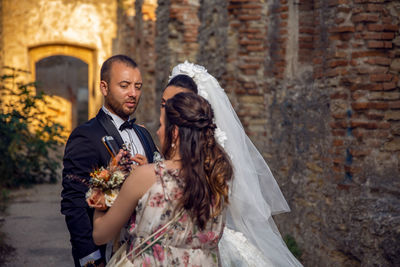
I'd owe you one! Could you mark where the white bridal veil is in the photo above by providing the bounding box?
[170,62,302,267]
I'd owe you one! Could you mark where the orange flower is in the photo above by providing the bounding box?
[98,169,110,181]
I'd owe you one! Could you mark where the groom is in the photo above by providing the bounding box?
[61,55,157,267]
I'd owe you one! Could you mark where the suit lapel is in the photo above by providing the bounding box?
[97,109,156,162]
[96,109,124,149]
[132,124,153,163]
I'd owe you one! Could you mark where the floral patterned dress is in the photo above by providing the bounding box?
[125,161,225,266]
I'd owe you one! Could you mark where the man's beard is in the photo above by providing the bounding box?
[106,96,138,120]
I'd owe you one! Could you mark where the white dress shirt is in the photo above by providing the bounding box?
[102,106,145,157]
[101,106,146,262]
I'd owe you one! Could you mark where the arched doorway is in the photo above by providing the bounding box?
[28,44,98,133]
[35,55,88,129]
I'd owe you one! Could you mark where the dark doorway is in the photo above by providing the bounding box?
[35,55,88,129]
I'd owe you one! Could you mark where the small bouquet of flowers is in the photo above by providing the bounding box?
[86,146,133,210]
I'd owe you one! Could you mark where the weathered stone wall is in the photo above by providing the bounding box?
[155,0,200,83]
[113,0,136,56]
[197,0,228,81]
[226,0,270,151]
[114,0,158,130]
[155,0,400,266]
[266,0,400,266]
[154,0,201,134]
[0,0,3,68]
[138,1,157,130]
[1,0,117,116]
[1,0,399,265]
[155,0,171,97]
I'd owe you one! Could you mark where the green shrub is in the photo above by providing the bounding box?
[0,189,9,213]
[0,67,65,188]
[284,234,303,260]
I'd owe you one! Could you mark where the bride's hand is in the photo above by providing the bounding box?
[86,188,108,211]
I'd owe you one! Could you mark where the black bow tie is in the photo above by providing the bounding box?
[119,119,136,131]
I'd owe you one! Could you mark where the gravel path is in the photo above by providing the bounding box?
[1,182,74,266]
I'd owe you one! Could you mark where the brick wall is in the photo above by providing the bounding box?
[114,0,158,131]
[197,0,228,81]
[267,0,400,265]
[155,0,200,98]
[226,0,270,151]
[150,0,400,265]
[2,0,396,264]
[155,0,171,97]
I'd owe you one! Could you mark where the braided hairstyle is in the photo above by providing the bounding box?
[163,92,233,230]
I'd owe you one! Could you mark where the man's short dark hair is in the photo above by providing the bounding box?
[100,55,138,83]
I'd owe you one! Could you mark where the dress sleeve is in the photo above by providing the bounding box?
[154,161,170,201]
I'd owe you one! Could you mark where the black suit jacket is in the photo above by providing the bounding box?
[60,109,157,265]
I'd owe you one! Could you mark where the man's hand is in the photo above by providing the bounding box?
[113,150,148,173]
[132,154,147,166]
[114,149,134,173]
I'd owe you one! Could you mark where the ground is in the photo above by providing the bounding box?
[1,182,73,266]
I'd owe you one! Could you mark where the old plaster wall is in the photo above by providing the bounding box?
[1,0,117,118]
[0,0,2,66]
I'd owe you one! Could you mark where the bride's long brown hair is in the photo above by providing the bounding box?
[163,92,233,230]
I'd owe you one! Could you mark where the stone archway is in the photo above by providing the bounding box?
[36,55,88,130]
[28,44,97,132]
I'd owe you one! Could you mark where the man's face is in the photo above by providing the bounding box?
[161,85,190,108]
[101,61,143,120]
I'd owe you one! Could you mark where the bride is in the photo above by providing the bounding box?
[167,61,303,267]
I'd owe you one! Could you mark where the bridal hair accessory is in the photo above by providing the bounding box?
[170,62,302,266]
[169,61,227,148]
[214,126,228,148]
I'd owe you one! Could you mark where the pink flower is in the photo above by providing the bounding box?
[98,169,110,181]
[197,233,209,243]
[208,231,216,241]
[142,256,151,267]
[128,214,136,232]
[172,187,183,200]
[197,231,216,244]
[186,230,193,244]
[150,193,165,207]
[179,213,188,223]
[182,251,190,267]
[152,244,165,261]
